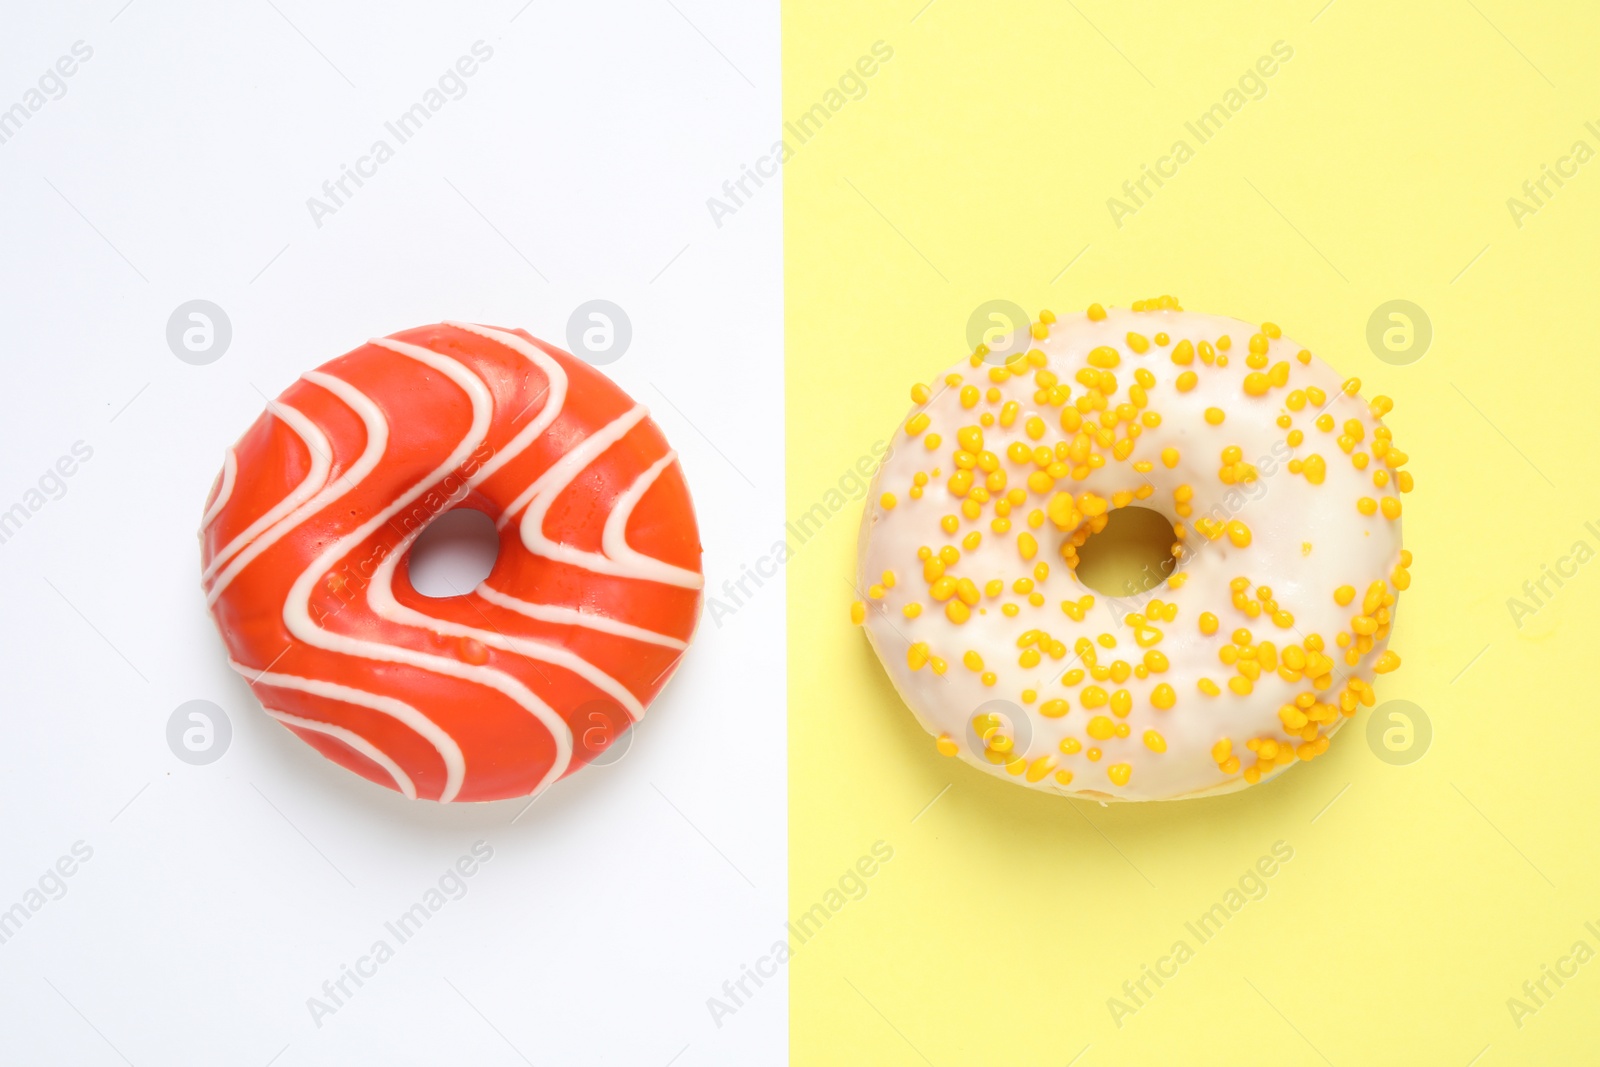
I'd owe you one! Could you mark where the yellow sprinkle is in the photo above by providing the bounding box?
[1204,407,1225,425]
[1025,755,1057,783]
[1107,763,1132,787]
[935,733,959,757]
[850,601,866,625]
[1087,303,1107,321]
[1143,731,1167,753]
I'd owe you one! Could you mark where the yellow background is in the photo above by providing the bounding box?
[784,1,1600,1063]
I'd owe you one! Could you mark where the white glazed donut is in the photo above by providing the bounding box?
[853,297,1411,801]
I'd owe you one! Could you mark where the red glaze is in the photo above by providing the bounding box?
[200,323,703,802]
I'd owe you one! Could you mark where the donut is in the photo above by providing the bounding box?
[853,297,1410,801]
[200,322,703,803]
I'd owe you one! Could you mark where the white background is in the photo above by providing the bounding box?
[0,2,784,1063]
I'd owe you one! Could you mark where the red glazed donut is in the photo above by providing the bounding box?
[200,322,703,802]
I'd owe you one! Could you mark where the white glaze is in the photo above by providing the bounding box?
[857,308,1405,801]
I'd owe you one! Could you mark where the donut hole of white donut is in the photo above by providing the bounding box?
[1071,505,1179,600]
[405,507,500,598]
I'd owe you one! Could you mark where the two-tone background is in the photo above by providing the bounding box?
[3,1,1597,1064]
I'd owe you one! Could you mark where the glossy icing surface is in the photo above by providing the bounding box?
[855,300,1410,801]
[202,323,703,802]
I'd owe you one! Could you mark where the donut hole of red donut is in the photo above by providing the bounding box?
[1072,506,1179,599]
[405,507,500,598]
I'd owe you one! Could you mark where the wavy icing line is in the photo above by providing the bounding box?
[200,447,237,532]
[205,371,390,606]
[509,404,705,590]
[202,402,331,584]
[265,707,419,800]
[475,584,688,650]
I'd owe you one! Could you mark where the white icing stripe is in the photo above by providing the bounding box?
[202,403,332,583]
[601,450,704,589]
[200,448,237,531]
[205,372,390,606]
[281,339,574,795]
[513,405,704,590]
[499,404,646,526]
[365,542,647,721]
[477,584,688,650]
[236,660,460,800]
[444,321,569,486]
[265,706,418,800]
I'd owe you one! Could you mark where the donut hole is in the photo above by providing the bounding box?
[1072,506,1178,599]
[407,507,500,597]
